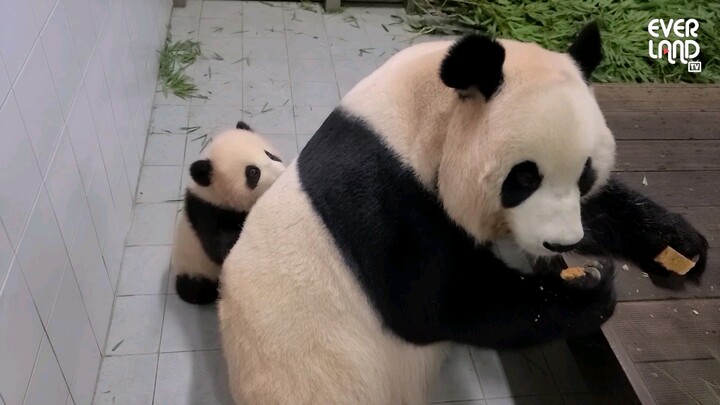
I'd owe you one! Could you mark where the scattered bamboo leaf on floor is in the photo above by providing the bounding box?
[181,126,201,133]
[359,47,374,56]
[344,16,360,29]
[191,134,208,142]
[211,51,224,60]
[111,340,124,352]
[382,24,389,32]
[212,26,224,33]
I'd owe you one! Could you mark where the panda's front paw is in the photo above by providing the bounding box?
[176,275,219,305]
[560,258,610,290]
[644,214,708,277]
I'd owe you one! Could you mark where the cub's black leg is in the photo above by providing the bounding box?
[578,177,708,277]
[176,274,219,305]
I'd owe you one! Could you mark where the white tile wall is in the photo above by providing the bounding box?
[23,336,70,405]
[13,40,65,174]
[0,261,44,405]
[0,0,170,402]
[16,186,69,325]
[0,54,10,103]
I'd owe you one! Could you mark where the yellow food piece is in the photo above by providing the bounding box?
[654,246,696,275]
[560,267,586,280]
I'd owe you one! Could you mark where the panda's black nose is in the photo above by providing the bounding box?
[543,241,579,253]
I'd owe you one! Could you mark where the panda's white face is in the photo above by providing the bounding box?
[437,32,615,257]
[496,82,615,257]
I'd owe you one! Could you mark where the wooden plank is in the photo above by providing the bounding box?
[613,249,719,301]
[636,360,720,405]
[606,111,720,140]
[613,171,720,208]
[615,140,720,171]
[600,323,656,405]
[608,299,720,363]
[674,207,720,248]
[595,85,720,112]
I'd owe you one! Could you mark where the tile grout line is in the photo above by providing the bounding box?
[280,0,298,152]
[148,10,202,404]
[466,345,487,400]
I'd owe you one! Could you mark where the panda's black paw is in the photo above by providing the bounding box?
[176,275,219,305]
[647,214,708,277]
[561,258,612,291]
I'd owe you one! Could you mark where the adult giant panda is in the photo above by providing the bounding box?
[171,121,285,305]
[218,23,708,404]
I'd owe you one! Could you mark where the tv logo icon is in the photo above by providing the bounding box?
[688,61,702,73]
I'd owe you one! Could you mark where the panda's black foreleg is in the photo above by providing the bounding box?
[443,257,616,349]
[577,176,708,276]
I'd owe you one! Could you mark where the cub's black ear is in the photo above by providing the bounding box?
[440,34,505,99]
[568,21,602,80]
[190,159,213,187]
[236,121,252,130]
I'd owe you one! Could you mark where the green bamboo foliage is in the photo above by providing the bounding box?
[406,0,720,83]
[158,37,203,99]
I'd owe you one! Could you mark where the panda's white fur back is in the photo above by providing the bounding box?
[220,163,446,404]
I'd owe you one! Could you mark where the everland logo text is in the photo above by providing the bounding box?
[648,18,701,73]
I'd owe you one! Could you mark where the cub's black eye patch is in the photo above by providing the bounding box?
[265,150,282,162]
[578,157,597,196]
[501,161,542,208]
[245,165,261,189]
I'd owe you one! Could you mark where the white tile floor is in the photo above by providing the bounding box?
[94,1,605,404]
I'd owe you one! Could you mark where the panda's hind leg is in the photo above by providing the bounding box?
[171,212,222,305]
[175,274,219,305]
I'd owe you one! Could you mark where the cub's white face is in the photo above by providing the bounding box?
[437,31,615,257]
[188,127,286,212]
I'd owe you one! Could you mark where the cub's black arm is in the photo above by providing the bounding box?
[184,193,248,265]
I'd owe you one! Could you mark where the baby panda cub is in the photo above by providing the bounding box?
[172,121,285,304]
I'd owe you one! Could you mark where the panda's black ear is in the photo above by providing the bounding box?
[236,121,252,130]
[568,21,602,81]
[190,159,213,187]
[440,34,505,100]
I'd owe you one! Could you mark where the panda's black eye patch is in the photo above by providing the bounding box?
[265,150,282,162]
[245,165,261,189]
[578,157,597,196]
[501,161,542,208]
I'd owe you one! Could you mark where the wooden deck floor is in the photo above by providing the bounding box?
[573,84,720,405]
